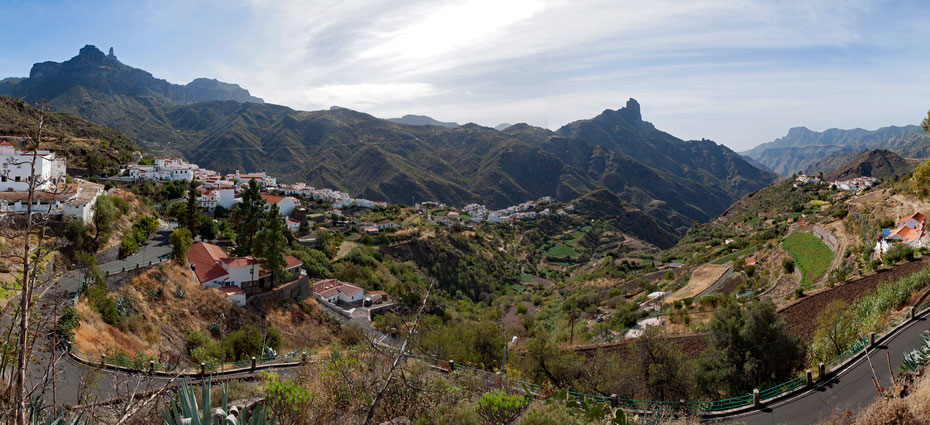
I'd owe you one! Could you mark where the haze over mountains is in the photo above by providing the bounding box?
[743,125,930,176]
[0,45,781,240]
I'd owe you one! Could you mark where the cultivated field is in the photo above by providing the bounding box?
[782,233,833,286]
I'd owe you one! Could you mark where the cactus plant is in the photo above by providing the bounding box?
[162,378,275,425]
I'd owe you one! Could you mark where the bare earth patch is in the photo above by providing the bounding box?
[666,263,730,302]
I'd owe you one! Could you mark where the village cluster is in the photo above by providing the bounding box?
[125,157,568,308]
[793,173,878,193]
[875,212,929,254]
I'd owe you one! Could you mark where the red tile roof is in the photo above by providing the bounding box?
[220,286,245,296]
[0,141,12,146]
[261,194,285,204]
[222,256,259,267]
[899,212,926,226]
[313,279,362,298]
[187,242,230,284]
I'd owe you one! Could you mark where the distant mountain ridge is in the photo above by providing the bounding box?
[808,149,919,181]
[387,114,458,127]
[0,46,780,241]
[743,125,930,176]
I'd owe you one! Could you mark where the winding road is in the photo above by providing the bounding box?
[8,222,930,420]
[718,307,930,424]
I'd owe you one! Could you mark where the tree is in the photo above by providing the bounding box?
[695,298,806,397]
[199,216,219,240]
[292,248,330,278]
[922,109,930,134]
[184,179,201,236]
[165,200,188,227]
[170,228,193,265]
[92,195,117,244]
[230,179,263,255]
[910,159,930,200]
[811,300,859,363]
[633,328,690,401]
[253,205,289,283]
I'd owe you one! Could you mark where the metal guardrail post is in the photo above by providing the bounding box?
[869,332,876,348]
[200,362,206,376]
[752,389,760,407]
[818,362,825,379]
[912,307,916,320]
[251,357,257,371]
[150,360,155,374]
[805,369,812,386]
[101,354,106,368]
[301,353,307,364]
[448,360,455,373]
[678,398,685,411]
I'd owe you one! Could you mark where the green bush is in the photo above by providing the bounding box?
[475,390,527,425]
[56,305,81,346]
[86,283,118,326]
[884,244,915,265]
[782,257,795,273]
[853,266,930,332]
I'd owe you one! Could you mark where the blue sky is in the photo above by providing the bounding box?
[2,0,930,151]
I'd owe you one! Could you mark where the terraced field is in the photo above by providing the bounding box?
[782,233,833,286]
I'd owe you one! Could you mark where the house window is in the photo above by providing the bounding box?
[14,176,20,182]
[1,176,5,182]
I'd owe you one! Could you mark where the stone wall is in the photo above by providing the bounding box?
[246,275,311,308]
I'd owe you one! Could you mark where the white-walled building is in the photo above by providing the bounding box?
[261,194,299,216]
[313,279,364,304]
[187,242,303,302]
[0,141,66,192]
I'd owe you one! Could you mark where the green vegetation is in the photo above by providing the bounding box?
[545,243,580,260]
[781,233,833,286]
[810,300,858,364]
[696,298,807,397]
[853,265,930,332]
[713,246,756,265]
[119,215,159,257]
[170,228,193,265]
[186,324,282,366]
[474,391,527,425]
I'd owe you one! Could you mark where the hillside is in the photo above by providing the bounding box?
[0,95,137,172]
[1,47,778,237]
[820,149,918,181]
[743,125,930,175]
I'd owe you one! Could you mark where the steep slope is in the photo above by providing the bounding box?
[743,125,930,175]
[820,149,918,181]
[0,95,138,171]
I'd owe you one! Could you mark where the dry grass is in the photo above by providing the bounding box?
[665,263,729,303]
[73,262,339,363]
[843,368,930,425]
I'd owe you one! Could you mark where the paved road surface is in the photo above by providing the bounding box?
[719,309,930,424]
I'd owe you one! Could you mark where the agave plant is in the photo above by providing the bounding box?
[900,330,930,375]
[162,378,276,425]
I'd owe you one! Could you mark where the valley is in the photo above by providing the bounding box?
[1,40,930,425]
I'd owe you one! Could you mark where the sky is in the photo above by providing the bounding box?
[2,0,930,151]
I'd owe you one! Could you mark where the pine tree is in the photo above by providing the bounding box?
[184,179,201,236]
[253,204,289,284]
[230,179,263,255]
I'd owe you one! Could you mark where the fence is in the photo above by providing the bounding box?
[64,260,930,415]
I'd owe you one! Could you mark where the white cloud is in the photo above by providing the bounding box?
[195,0,930,150]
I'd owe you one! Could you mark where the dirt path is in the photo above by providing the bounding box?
[334,241,358,260]
[666,263,730,302]
[822,221,849,284]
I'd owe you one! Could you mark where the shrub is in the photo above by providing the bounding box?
[884,244,915,265]
[86,283,118,326]
[56,306,81,346]
[474,390,527,425]
[782,257,795,273]
[119,235,139,257]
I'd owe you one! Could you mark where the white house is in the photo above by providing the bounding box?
[286,218,300,233]
[261,194,299,216]
[220,286,247,307]
[313,279,364,304]
[187,242,303,302]
[0,141,66,192]
[375,220,399,230]
[0,179,102,224]
[216,188,240,210]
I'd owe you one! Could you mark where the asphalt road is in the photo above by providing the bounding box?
[5,222,175,406]
[718,308,930,424]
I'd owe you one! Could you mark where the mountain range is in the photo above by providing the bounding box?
[743,125,930,176]
[387,114,458,127]
[0,45,780,240]
[804,148,920,181]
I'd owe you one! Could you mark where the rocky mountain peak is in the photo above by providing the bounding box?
[623,98,641,121]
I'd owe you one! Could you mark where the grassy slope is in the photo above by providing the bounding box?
[782,233,833,286]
